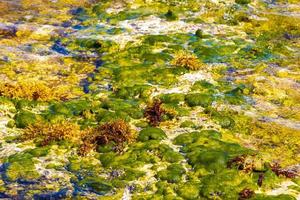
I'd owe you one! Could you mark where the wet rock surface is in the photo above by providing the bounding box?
[0,0,299,199]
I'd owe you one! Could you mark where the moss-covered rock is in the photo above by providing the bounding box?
[118,168,145,181]
[235,0,251,5]
[159,144,184,163]
[159,93,185,104]
[214,115,235,128]
[195,29,203,38]
[185,93,214,107]
[190,80,216,93]
[156,164,185,183]
[251,194,297,200]
[164,10,178,21]
[200,169,255,199]
[5,153,40,182]
[14,110,38,128]
[6,120,15,128]
[77,177,113,194]
[138,127,167,142]
[25,147,50,157]
[49,103,72,116]
[173,130,222,145]
[155,181,177,196]
[6,161,40,182]
[180,120,196,128]
[185,146,228,172]
[115,85,153,100]
[177,182,200,199]
[97,110,131,122]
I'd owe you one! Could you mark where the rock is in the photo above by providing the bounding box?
[156,164,185,183]
[33,188,69,200]
[195,29,203,38]
[14,111,37,128]
[51,40,69,55]
[185,93,214,107]
[235,0,251,5]
[138,127,167,142]
[30,25,56,41]
[0,24,17,38]
[177,183,200,199]
[180,120,196,128]
[159,93,185,104]
[78,177,113,194]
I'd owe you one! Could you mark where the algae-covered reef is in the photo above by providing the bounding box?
[0,0,299,199]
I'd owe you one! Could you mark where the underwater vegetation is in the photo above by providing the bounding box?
[171,51,204,71]
[144,99,166,126]
[79,119,133,155]
[23,121,83,146]
[0,81,68,101]
[0,0,299,199]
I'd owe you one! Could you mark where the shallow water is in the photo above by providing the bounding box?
[0,0,300,199]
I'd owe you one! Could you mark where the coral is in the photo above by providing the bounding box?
[23,121,83,146]
[171,51,203,70]
[144,99,165,126]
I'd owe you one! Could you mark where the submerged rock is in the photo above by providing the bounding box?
[185,93,214,107]
[138,127,167,142]
[33,188,69,200]
[51,40,69,55]
[0,24,17,38]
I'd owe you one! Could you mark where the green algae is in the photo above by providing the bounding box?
[251,194,297,200]
[156,164,185,183]
[6,161,40,182]
[159,93,185,104]
[78,177,113,194]
[5,152,41,182]
[115,85,153,100]
[177,182,200,199]
[164,10,178,21]
[204,108,236,129]
[14,110,38,128]
[200,169,256,199]
[0,0,299,199]
[180,120,196,128]
[138,127,167,142]
[185,93,214,107]
[235,0,251,5]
